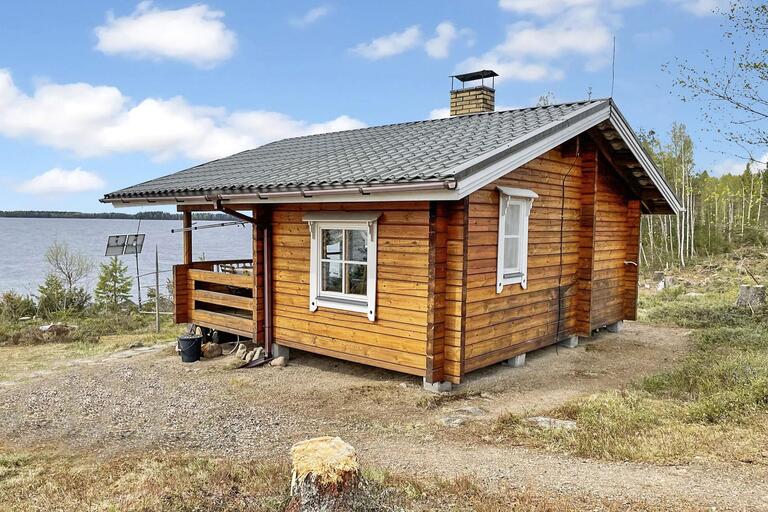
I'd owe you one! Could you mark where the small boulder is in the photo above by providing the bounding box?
[235,343,248,360]
[439,416,466,427]
[526,416,577,431]
[202,342,222,359]
[270,356,287,367]
[244,349,256,364]
[252,347,264,361]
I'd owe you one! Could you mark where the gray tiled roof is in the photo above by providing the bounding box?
[103,99,607,199]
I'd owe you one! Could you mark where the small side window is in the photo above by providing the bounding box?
[496,187,537,293]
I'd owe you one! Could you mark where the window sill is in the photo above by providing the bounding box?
[496,272,527,293]
[313,296,375,321]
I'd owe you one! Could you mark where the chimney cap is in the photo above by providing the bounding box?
[450,69,498,82]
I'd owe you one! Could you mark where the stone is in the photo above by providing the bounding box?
[503,353,526,368]
[439,416,466,427]
[606,321,624,333]
[453,406,486,417]
[270,356,287,367]
[272,342,290,359]
[558,335,579,348]
[235,343,248,360]
[736,285,766,308]
[201,343,222,359]
[244,349,256,364]
[252,347,264,361]
[422,378,452,393]
[526,416,577,430]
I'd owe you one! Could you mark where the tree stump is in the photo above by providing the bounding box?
[735,285,767,308]
[287,436,361,512]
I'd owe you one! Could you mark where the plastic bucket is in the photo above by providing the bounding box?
[178,334,203,363]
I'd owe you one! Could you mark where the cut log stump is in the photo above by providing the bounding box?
[287,436,360,512]
[735,285,766,308]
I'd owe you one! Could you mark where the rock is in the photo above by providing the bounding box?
[244,349,256,364]
[39,322,70,340]
[735,285,766,308]
[202,343,222,359]
[235,343,248,360]
[270,356,287,367]
[399,382,408,388]
[526,416,577,431]
[252,347,264,361]
[453,406,487,417]
[439,416,466,427]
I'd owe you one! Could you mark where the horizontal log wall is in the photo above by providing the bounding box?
[590,154,630,330]
[444,199,468,384]
[462,148,583,374]
[270,202,431,377]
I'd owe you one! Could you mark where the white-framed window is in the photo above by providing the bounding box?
[304,212,379,321]
[496,187,538,293]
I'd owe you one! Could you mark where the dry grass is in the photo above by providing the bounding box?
[0,447,699,512]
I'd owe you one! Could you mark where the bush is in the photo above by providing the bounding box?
[0,291,36,321]
[37,275,91,318]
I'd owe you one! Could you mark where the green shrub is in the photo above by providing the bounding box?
[0,292,36,321]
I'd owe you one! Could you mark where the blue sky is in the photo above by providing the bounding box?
[0,0,735,212]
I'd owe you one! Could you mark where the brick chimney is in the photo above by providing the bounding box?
[449,70,498,116]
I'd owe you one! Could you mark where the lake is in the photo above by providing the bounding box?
[0,217,254,299]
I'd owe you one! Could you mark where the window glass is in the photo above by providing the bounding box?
[322,229,342,260]
[322,261,342,293]
[345,230,368,261]
[346,263,367,295]
[505,203,521,236]
[503,237,519,270]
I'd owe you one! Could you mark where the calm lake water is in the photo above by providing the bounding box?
[0,218,253,298]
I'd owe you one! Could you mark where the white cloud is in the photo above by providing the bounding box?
[290,5,330,28]
[351,25,422,59]
[458,54,565,82]
[17,168,105,195]
[712,153,768,177]
[669,0,726,16]
[429,107,451,119]
[0,69,366,162]
[94,1,237,68]
[425,22,458,59]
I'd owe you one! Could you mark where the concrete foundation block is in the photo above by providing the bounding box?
[271,342,290,359]
[558,335,579,349]
[606,321,624,333]
[423,378,452,393]
[503,353,526,368]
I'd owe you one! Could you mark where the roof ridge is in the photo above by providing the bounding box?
[257,98,608,148]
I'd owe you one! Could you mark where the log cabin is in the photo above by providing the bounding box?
[101,70,682,391]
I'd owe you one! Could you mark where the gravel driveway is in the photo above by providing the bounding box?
[2,322,766,510]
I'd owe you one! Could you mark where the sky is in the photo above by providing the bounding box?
[0,0,739,213]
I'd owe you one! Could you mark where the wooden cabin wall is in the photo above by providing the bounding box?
[461,148,583,374]
[444,200,468,384]
[270,202,431,377]
[590,154,631,330]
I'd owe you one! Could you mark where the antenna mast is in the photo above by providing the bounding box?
[610,35,616,98]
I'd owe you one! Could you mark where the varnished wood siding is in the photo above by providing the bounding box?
[623,200,641,320]
[590,155,630,330]
[270,202,431,376]
[444,199,468,384]
[575,145,597,336]
[462,149,582,373]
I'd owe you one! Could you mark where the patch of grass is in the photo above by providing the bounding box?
[416,389,482,409]
[0,447,699,512]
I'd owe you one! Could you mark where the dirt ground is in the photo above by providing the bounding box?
[2,321,767,510]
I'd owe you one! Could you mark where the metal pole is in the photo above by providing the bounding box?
[155,245,160,333]
[135,248,142,309]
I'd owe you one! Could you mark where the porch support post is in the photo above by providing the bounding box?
[251,206,268,346]
[182,211,192,265]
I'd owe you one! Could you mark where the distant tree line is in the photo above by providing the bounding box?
[639,124,767,269]
[0,210,234,221]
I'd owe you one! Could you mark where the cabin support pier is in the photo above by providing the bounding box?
[559,336,579,348]
[503,354,526,368]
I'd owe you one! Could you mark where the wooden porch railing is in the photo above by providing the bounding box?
[174,259,256,338]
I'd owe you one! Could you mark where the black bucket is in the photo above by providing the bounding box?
[178,334,203,363]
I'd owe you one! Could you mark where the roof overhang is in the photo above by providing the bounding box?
[101,100,682,215]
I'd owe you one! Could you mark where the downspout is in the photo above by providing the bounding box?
[263,223,273,357]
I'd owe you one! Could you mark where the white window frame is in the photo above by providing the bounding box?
[496,187,538,293]
[304,212,379,321]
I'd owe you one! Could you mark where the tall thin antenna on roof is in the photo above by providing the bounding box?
[610,35,616,98]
